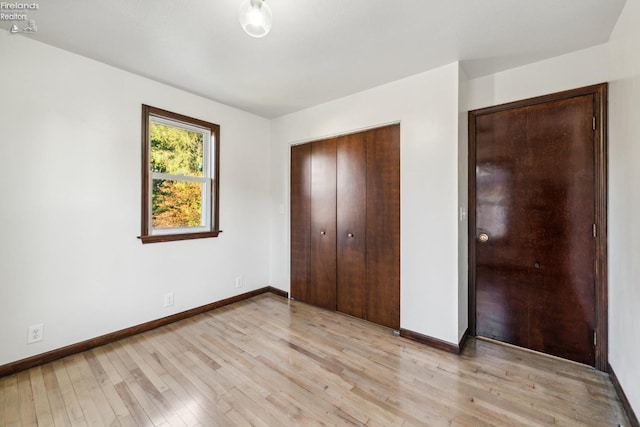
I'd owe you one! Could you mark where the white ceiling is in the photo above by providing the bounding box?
[3,0,627,118]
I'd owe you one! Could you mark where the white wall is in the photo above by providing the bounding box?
[270,63,462,344]
[0,36,272,366]
[608,0,640,415]
[464,43,609,111]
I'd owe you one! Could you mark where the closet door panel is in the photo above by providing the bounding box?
[366,124,400,329]
[290,144,311,303]
[310,138,338,310]
[336,133,367,319]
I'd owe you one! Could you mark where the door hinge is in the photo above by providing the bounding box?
[592,223,597,238]
[592,117,596,130]
[594,330,597,346]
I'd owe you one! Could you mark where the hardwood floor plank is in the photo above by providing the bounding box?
[2,375,21,426]
[114,382,153,427]
[131,341,221,427]
[29,366,55,426]
[221,387,279,427]
[123,341,201,427]
[63,355,106,426]
[41,364,72,427]
[107,343,168,426]
[17,370,37,426]
[140,332,233,423]
[2,294,631,426]
[454,341,617,424]
[75,353,120,426]
[87,349,133,423]
[51,360,87,426]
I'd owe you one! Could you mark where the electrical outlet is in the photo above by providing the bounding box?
[27,324,44,344]
[235,276,243,288]
[164,292,174,307]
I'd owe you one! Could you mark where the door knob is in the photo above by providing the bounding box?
[347,233,354,238]
[320,230,326,235]
[477,232,489,242]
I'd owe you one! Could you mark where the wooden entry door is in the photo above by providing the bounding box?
[469,85,608,368]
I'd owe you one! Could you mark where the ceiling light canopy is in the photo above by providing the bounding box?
[239,0,273,38]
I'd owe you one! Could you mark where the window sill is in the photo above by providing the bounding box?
[139,230,221,244]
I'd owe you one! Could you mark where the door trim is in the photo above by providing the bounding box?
[467,83,608,370]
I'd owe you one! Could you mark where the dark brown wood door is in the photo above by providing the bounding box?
[366,124,400,330]
[337,133,367,318]
[290,125,400,330]
[474,94,596,366]
[309,138,337,310]
[290,143,312,303]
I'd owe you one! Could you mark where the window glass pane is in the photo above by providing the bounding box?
[152,179,203,229]
[150,122,204,177]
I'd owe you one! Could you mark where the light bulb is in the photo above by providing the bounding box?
[248,9,264,27]
[239,0,272,38]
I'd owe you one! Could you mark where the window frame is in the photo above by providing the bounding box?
[140,105,220,243]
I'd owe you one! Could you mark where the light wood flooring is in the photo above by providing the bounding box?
[0,293,630,426]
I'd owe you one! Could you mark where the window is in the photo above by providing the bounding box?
[140,105,220,243]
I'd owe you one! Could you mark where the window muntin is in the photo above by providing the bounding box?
[141,105,220,243]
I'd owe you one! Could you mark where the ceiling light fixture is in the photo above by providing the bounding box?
[239,0,272,38]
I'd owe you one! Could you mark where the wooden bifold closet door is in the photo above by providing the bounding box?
[336,133,367,319]
[290,124,400,330]
[310,138,338,310]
